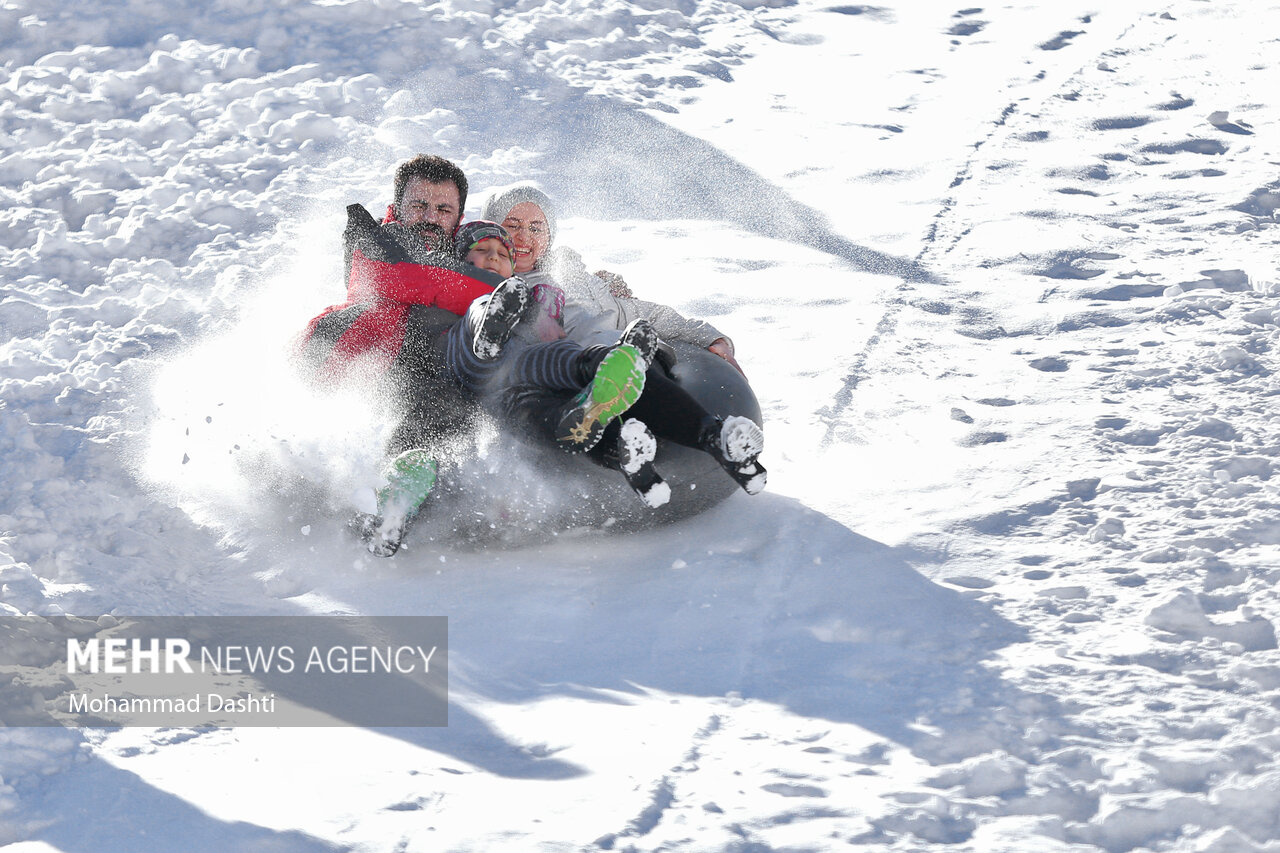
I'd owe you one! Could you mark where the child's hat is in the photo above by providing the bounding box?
[453,220,514,260]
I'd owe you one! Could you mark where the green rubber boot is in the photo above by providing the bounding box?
[554,344,647,451]
[365,449,438,556]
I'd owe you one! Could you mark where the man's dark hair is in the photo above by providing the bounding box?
[393,154,468,211]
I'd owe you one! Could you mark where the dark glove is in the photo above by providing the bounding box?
[654,340,678,376]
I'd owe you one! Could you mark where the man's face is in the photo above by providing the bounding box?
[501,202,549,275]
[398,177,462,241]
[465,237,514,278]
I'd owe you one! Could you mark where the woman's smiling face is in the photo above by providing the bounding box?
[501,202,550,274]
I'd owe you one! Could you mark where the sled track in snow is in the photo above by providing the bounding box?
[818,11,1142,444]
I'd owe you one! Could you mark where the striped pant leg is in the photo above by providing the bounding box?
[505,339,594,393]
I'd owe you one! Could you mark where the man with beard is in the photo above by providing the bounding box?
[296,154,513,555]
[393,156,464,241]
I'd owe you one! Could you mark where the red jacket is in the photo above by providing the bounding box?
[297,204,503,384]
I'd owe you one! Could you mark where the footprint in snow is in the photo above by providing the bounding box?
[1112,427,1165,447]
[944,575,996,590]
[1141,138,1228,156]
[947,20,986,37]
[762,782,829,798]
[1079,283,1166,301]
[1039,30,1084,51]
[960,430,1007,446]
[1232,185,1280,220]
[1208,110,1253,135]
[1091,116,1153,131]
[1066,478,1100,500]
[1183,417,1240,441]
[1029,356,1070,372]
[1105,567,1148,587]
[826,5,893,20]
[1155,93,1195,111]
[1036,257,1106,280]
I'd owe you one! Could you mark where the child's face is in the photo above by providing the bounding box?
[466,237,514,277]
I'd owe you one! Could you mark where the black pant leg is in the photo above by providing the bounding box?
[622,366,709,448]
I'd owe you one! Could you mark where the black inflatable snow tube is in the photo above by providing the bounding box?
[529,340,764,529]
[410,340,763,544]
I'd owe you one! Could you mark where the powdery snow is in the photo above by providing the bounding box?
[3,0,1280,850]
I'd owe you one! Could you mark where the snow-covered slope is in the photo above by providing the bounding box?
[4,0,1280,850]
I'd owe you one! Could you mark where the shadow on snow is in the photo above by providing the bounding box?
[319,493,1037,771]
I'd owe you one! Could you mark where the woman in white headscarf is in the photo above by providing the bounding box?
[481,185,743,373]
[476,184,764,495]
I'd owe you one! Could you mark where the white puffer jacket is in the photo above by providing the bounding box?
[533,245,727,350]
